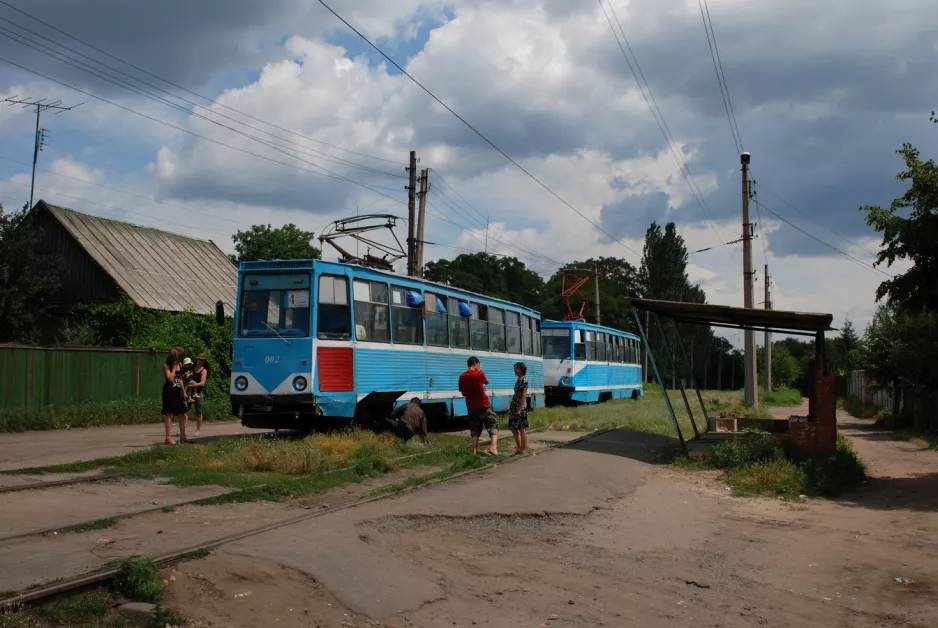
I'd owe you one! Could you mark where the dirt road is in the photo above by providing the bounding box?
[160,411,938,628]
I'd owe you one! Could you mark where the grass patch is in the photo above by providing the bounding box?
[0,396,235,433]
[185,548,211,560]
[893,429,938,451]
[115,557,163,604]
[62,517,118,534]
[39,589,112,625]
[841,395,883,419]
[761,388,803,407]
[682,431,866,499]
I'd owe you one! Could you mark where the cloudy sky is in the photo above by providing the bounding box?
[0,0,935,344]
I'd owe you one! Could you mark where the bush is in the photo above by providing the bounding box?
[701,431,866,499]
[0,397,234,432]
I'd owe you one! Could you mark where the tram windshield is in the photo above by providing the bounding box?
[239,274,311,338]
[542,328,571,359]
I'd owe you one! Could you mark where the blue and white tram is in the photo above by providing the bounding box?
[541,320,643,404]
[229,259,545,430]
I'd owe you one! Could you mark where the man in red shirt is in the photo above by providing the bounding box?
[459,356,499,456]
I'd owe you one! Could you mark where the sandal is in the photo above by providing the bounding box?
[164,439,176,445]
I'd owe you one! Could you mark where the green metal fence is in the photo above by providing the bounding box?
[0,344,168,412]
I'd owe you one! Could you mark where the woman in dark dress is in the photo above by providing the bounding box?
[162,347,190,444]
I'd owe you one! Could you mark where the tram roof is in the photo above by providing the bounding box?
[630,298,835,337]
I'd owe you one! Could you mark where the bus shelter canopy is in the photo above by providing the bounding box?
[630,298,834,337]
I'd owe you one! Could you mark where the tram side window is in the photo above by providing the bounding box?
[506,311,522,354]
[448,297,470,348]
[470,303,489,351]
[522,315,534,356]
[630,339,638,363]
[317,275,350,340]
[488,307,506,352]
[391,286,423,345]
[574,330,587,360]
[354,280,390,343]
[610,336,619,363]
[425,292,448,347]
[583,331,594,360]
[597,332,607,361]
[533,319,541,357]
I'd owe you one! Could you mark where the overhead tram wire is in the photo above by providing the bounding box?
[0,0,406,167]
[751,198,893,279]
[702,0,743,152]
[317,0,642,260]
[598,0,739,270]
[0,31,407,191]
[0,56,407,208]
[424,198,562,269]
[0,20,406,180]
[426,170,562,267]
[427,186,563,268]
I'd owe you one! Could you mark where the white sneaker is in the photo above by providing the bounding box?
[194,432,201,438]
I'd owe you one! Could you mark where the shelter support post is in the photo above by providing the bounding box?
[671,319,710,432]
[631,309,687,454]
[654,314,700,440]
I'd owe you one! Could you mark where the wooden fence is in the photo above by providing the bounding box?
[0,344,168,412]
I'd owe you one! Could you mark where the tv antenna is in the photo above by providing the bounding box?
[3,96,83,208]
[318,214,407,271]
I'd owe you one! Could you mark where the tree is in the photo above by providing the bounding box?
[231,224,321,263]
[861,144,938,311]
[639,222,692,301]
[423,253,545,310]
[758,343,801,389]
[0,204,62,343]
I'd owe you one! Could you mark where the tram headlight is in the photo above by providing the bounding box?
[234,376,249,391]
[293,376,308,392]
[561,376,572,386]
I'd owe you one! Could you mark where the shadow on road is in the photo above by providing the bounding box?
[561,429,680,465]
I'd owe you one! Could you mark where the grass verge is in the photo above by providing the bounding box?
[677,431,866,499]
[62,517,118,534]
[761,388,803,407]
[893,429,938,451]
[0,397,234,433]
[0,559,185,627]
[840,395,883,419]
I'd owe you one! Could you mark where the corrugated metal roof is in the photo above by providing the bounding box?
[630,298,834,335]
[40,202,237,315]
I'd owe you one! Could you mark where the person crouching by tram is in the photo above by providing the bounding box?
[386,398,428,443]
[459,356,499,456]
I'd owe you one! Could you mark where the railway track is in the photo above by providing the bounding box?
[0,427,613,609]
[0,473,131,495]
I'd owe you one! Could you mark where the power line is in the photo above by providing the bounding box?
[318,0,641,259]
[0,0,405,167]
[0,30,409,194]
[752,198,893,278]
[0,154,254,227]
[756,184,880,260]
[0,55,407,207]
[0,19,407,181]
[598,0,739,271]
[0,174,231,238]
[697,0,742,154]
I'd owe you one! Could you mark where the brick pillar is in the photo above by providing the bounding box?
[814,373,837,454]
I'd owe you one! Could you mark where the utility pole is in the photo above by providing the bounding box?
[3,97,81,208]
[717,351,722,390]
[406,150,417,276]
[593,267,601,325]
[764,264,773,392]
[741,152,758,405]
[484,215,490,254]
[415,168,430,278]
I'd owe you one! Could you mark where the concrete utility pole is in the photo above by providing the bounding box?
[3,97,81,208]
[406,150,417,276]
[764,264,773,392]
[415,168,430,277]
[593,267,601,325]
[741,152,758,405]
[484,215,490,254]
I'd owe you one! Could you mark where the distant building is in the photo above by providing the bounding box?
[24,200,237,339]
